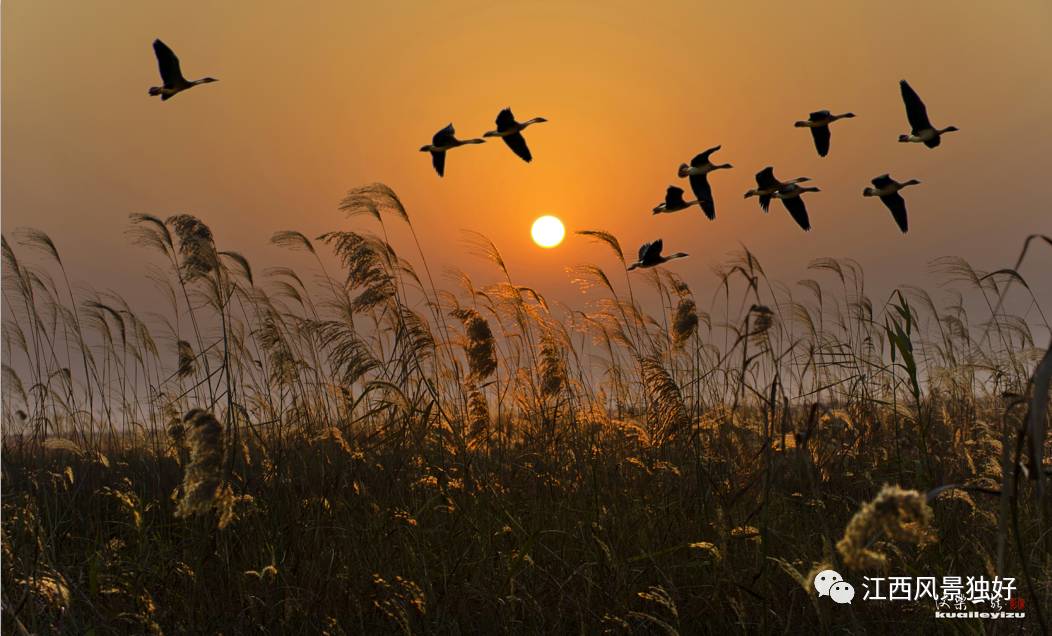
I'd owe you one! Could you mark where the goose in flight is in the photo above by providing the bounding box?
[863,174,920,233]
[148,39,218,101]
[898,80,958,148]
[677,145,732,220]
[627,239,688,271]
[744,167,811,213]
[419,124,485,177]
[652,186,698,214]
[773,183,821,232]
[794,110,855,157]
[483,108,547,162]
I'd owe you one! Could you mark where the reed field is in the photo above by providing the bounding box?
[2,184,1050,634]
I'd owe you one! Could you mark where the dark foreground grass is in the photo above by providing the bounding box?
[3,396,1049,634]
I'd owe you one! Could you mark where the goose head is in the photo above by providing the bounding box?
[904,179,921,186]
[744,189,758,199]
[898,134,912,143]
[195,77,219,85]
[483,130,500,138]
[862,187,878,197]
[419,145,431,152]
[793,120,810,128]
[677,163,691,178]
[839,112,856,119]
[941,126,959,133]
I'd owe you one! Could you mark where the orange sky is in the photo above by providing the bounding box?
[3,1,1051,316]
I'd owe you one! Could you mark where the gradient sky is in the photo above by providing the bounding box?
[3,1,1051,321]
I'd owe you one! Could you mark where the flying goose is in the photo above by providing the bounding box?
[863,174,920,233]
[419,124,485,177]
[483,108,547,162]
[677,145,732,220]
[148,39,218,101]
[627,239,688,270]
[744,167,811,213]
[773,183,821,231]
[652,186,698,214]
[898,80,958,148]
[794,110,855,157]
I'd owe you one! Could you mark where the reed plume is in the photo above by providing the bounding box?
[672,298,698,347]
[640,357,689,442]
[836,484,933,570]
[166,215,218,281]
[174,410,226,520]
[451,308,496,380]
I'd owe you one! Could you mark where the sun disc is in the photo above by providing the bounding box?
[531,215,565,248]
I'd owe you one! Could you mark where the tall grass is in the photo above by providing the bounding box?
[2,185,1050,633]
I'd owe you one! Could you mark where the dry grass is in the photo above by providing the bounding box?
[2,186,1050,633]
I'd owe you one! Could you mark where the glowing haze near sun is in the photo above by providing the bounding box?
[531,216,565,248]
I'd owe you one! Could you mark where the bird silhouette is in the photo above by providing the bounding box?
[773,183,821,231]
[148,39,218,101]
[627,239,688,270]
[652,186,698,214]
[898,80,958,148]
[794,110,855,157]
[677,146,732,220]
[863,174,920,233]
[744,167,811,213]
[419,124,485,177]
[483,108,547,162]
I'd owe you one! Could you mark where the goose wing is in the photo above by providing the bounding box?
[690,145,721,166]
[153,39,185,86]
[433,123,456,146]
[871,174,894,188]
[495,107,517,131]
[430,151,446,177]
[781,195,812,232]
[809,125,831,157]
[665,186,685,206]
[641,239,663,263]
[759,194,772,213]
[880,193,909,233]
[501,131,532,162]
[900,80,932,133]
[755,168,779,212]
[689,173,715,220]
[755,167,779,189]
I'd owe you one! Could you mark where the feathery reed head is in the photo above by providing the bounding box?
[672,298,698,347]
[836,484,933,571]
[174,409,226,520]
[166,215,218,281]
[451,308,497,380]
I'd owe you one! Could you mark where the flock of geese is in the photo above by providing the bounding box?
[148,39,958,273]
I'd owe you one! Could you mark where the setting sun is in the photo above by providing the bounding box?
[531,215,565,248]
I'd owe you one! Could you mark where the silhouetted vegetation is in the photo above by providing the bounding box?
[2,185,1050,633]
